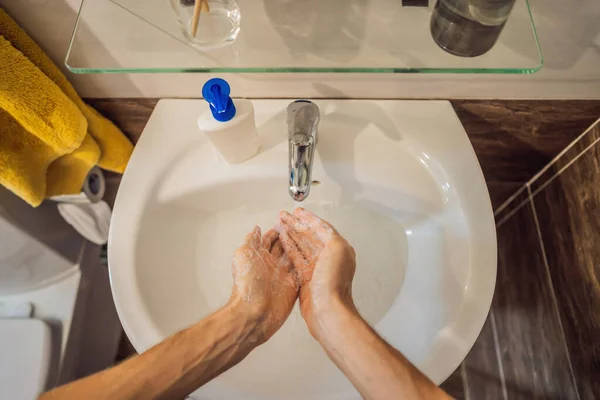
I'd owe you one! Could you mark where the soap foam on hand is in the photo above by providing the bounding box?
[195,202,407,330]
[198,78,261,164]
[192,202,407,395]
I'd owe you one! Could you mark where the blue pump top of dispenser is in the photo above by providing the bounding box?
[202,78,237,122]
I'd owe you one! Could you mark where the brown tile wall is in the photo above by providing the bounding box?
[443,119,600,399]
[531,124,600,399]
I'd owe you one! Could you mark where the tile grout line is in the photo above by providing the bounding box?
[460,363,470,400]
[494,185,527,217]
[496,196,530,228]
[529,137,600,201]
[527,118,600,187]
[528,185,581,400]
[489,309,508,400]
[497,132,599,228]
[494,118,600,219]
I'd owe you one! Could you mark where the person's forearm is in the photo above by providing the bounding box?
[316,298,451,400]
[40,300,261,400]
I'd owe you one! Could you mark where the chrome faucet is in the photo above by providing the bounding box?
[287,100,320,202]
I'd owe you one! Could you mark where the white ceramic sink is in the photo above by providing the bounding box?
[109,99,496,400]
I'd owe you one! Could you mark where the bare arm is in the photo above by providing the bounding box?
[279,208,451,400]
[317,299,450,400]
[41,302,260,400]
[41,227,298,400]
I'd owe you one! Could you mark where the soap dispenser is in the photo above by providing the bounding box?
[198,78,261,164]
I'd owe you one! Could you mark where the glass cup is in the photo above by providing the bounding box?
[430,0,517,57]
[170,0,241,48]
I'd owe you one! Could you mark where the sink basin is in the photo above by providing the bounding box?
[109,99,496,399]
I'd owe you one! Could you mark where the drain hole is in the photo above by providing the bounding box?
[311,180,321,186]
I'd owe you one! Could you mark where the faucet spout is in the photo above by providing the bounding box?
[287,101,320,202]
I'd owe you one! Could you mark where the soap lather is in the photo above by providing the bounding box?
[198,78,261,164]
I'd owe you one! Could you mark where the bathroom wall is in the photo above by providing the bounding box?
[1,0,600,99]
[442,118,600,399]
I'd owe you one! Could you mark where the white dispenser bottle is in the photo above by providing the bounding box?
[198,78,261,164]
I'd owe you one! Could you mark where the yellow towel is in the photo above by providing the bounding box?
[0,8,133,207]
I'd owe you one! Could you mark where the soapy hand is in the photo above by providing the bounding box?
[230,226,299,343]
[279,208,357,340]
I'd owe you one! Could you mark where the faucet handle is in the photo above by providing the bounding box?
[287,100,320,140]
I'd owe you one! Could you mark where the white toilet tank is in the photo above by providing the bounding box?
[0,319,52,399]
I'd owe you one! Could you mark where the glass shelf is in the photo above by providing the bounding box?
[66,0,543,74]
